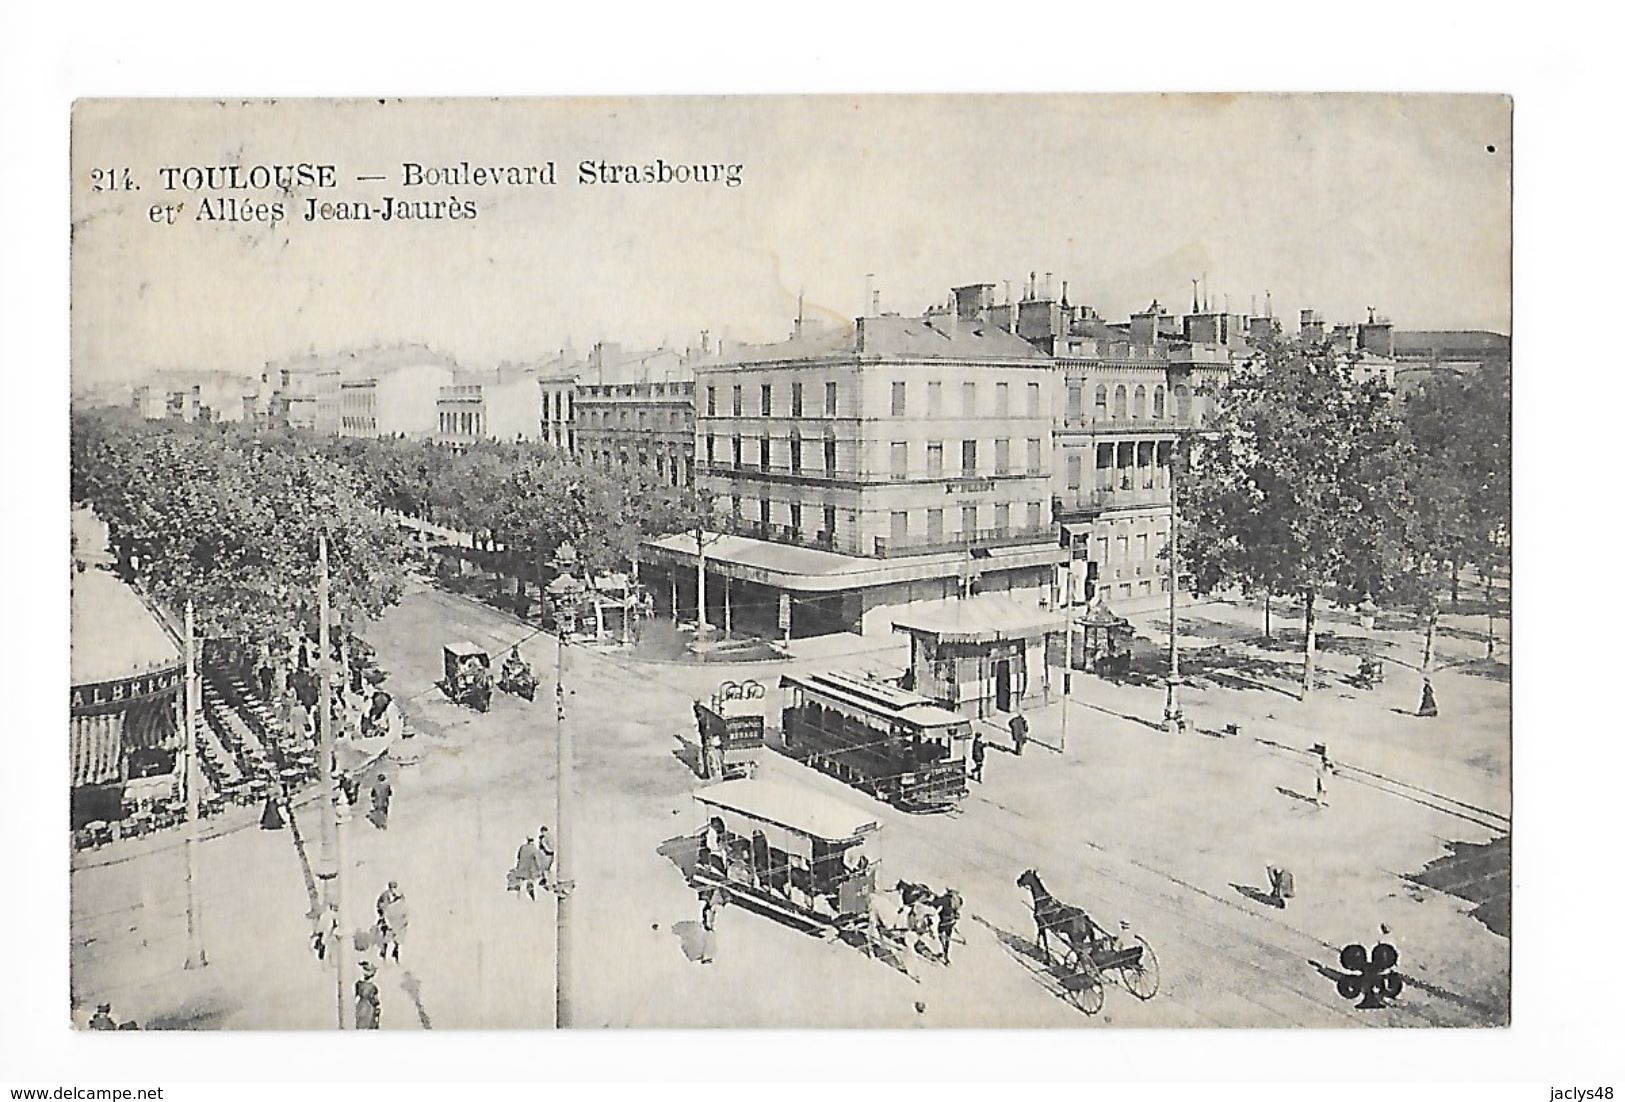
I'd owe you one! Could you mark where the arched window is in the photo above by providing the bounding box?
[1175,385,1191,421]
[1132,386,1147,419]
[1093,385,1108,420]
[1112,385,1128,419]
[1153,386,1166,419]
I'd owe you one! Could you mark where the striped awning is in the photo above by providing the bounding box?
[71,713,122,787]
[122,695,180,751]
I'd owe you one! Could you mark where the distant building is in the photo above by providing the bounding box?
[435,368,540,446]
[340,363,455,438]
[572,342,696,483]
[130,386,167,420]
[641,302,1064,639]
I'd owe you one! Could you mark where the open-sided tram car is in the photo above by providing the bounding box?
[691,778,880,937]
[779,671,971,813]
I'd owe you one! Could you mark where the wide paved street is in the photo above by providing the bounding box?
[70,583,1510,1028]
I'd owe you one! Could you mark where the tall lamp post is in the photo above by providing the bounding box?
[552,544,578,1029]
[1058,532,1077,754]
[1163,441,1185,733]
[182,601,207,971]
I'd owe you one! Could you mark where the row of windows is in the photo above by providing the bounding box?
[340,416,379,433]
[1093,528,1170,565]
[439,411,485,436]
[1063,441,1174,491]
[1065,382,1193,422]
[890,379,1043,419]
[586,447,695,486]
[708,380,839,418]
[541,391,573,422]
[725,498,1048,542]
[702,435,1047,479]
[575,407,691,431]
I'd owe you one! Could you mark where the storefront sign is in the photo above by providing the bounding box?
[71,666,183,716]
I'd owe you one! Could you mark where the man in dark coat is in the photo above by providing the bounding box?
[512,837,544,900]
[368,772,393,830]
[1010,713,1030,756]
[970,733,986,782]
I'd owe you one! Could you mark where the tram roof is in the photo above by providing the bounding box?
[778,671,966,729]
[694,777,880,842]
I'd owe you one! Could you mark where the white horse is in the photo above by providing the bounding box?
[867,888,938,980]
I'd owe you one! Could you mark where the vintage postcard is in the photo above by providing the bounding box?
[68,94,1511,1030]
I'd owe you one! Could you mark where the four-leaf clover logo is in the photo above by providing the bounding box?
[1337,942,1402,1008]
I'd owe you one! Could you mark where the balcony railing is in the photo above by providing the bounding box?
[872,524,1055,559]
[725,518,836,552]
[1057,486,1170,512]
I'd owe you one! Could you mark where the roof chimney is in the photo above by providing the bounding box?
[1060,280,1070,307]
[1044,272,1054,299]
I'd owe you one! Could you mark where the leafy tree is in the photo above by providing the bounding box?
[1180,340,1418,695]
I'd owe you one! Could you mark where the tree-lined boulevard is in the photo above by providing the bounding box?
[67,332,1511,1027]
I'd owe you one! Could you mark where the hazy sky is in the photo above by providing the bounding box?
[70,94,1510,388]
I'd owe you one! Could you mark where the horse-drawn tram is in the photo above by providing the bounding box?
[778,672,971,813]
[691,777,880,937]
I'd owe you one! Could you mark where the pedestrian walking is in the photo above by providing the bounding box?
[1266,863,1295,909]
[1417,677,1438,718]
[537,825,556,889]
[1313,743,1333,807]
[375,881,406,963]
[936,888,962,965]
[510,837,545,900]
[970,733,986,782]
[1010,712,1030,756]
[259,792,286,831]
[311,902,339,961]
[698,887,728,964]
[355,961,381,1029]
[368,772,393,830]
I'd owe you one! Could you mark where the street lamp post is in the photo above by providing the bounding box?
[1059,538,1076,754]
[1163,443,1185,733]
[182,601,207,971]
[316,533,348,1029]
[553,547,577,1029]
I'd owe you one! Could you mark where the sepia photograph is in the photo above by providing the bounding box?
[61,92,1514,1033]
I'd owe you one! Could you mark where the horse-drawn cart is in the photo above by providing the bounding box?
[1017,869,1160,1015]
[441,641,492,712]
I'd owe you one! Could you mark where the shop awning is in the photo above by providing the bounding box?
[71,713,122,787]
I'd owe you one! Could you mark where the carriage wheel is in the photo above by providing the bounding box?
[1122,937,1160,1000]
[1065,956,1105,1016]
